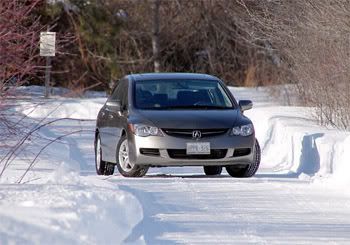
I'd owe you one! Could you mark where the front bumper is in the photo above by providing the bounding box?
[127,131,255,167]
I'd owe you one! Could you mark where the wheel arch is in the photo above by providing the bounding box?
[95,128,99,142]
[121,128,126,137]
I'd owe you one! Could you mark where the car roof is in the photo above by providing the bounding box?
[127,73,220,82]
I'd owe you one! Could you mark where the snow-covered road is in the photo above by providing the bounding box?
[111,175,350,244]
[1,86,350,244]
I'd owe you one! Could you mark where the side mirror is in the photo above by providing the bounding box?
[239,100,253,111]
[106,100,121,111]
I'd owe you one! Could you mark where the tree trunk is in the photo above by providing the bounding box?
[152,0,160,72]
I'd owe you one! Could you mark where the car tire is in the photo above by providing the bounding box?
[226,139,261,178]
[95,134,115,176]
[203,166,222,176]
[116,135,148,177]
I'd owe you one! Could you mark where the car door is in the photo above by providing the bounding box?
[102,79,129,163]
[98,83,120,162]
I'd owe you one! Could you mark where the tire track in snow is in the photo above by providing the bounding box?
[178,177,269,245]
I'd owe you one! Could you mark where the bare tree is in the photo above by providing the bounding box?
[0,0,43,140]
[245,0,350,129]
[0,0,42,94]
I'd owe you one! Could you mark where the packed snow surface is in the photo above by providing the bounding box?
[0,85,349,244]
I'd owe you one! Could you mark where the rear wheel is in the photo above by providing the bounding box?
[226,140,261,178]
[116,135,148,177]
[95,134,115,176]
[203,166,222,176]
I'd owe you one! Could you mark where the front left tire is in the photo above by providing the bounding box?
[95,134,115,176]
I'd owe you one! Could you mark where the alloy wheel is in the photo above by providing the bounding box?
[118,139,134,172]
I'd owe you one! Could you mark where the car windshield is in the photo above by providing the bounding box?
[134,79,234,110]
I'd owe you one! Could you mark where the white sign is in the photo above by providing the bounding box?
[40,32,56,57]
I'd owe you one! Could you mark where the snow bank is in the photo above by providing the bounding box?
[13,85,106,120]
[0,165,144,244]
[231,86,350,186]
[17,98,105,120]
[17,85,107,98]
[1,86,144,244]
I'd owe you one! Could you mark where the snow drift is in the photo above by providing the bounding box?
[18,98,105,120]
[0,165,144,244]
[231,87,350,185]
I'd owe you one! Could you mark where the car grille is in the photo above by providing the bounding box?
[167,149,227,159]
[162,128,228,138]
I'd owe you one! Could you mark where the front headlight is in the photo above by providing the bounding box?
[129,124,164,137]
[231,124,254,136]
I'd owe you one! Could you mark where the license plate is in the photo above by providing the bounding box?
[186,142,210,155]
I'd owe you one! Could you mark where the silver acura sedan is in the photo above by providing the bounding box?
[95,73,260,177]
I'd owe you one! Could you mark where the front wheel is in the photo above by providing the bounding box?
[203,166,222,176]
[95,134,115,176]
[116,135,148,177]
[226,139,261,178]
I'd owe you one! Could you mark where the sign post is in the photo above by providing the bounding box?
[40,31,56,98]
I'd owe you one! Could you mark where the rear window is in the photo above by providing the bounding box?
[134,79,234,110]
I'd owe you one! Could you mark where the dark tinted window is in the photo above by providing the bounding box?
[134,79,234,110]
[110,79,128,108]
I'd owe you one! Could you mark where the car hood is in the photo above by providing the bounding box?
[135,109,241,129]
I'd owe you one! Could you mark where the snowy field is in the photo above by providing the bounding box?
[1,86,350,244]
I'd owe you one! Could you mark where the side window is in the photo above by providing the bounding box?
[109,79,128,109]
[120,80,128,108]
[109,83,122,102]
[122,81,129,106]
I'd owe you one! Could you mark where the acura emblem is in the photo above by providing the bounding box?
[192,130,202,139]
